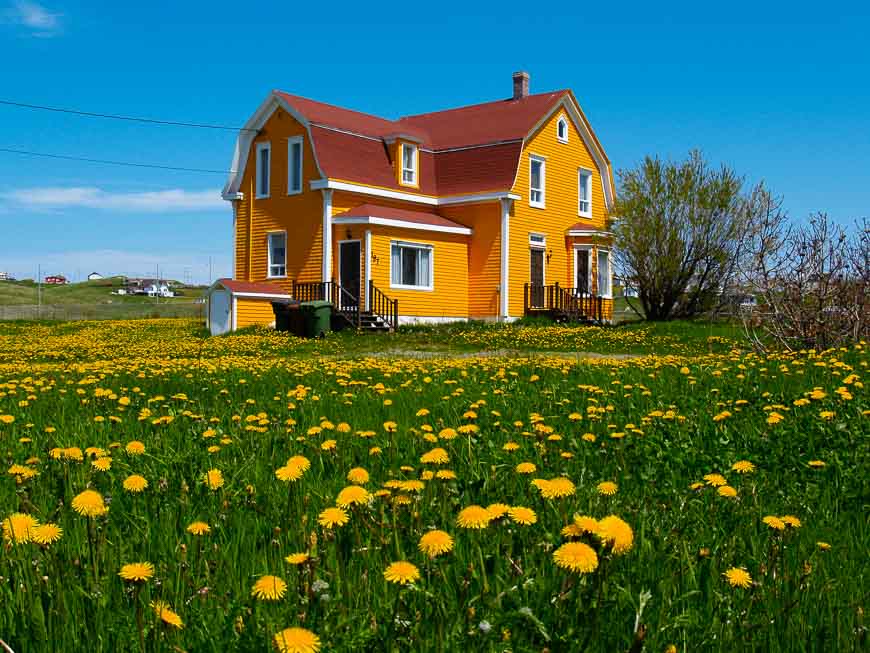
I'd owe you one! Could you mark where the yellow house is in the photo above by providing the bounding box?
[218,71,616,331]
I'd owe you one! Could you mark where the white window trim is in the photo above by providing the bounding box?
[255,142,271,199]
[399,143,418,187]
[557,116,569,143]
[529,232,547,247]
[390,240,434,291]
[578,168,593,218]
[573,246,593,295]
[287,136,303,195]
[597,248,613,299]
[267,230,287,278]
[529,155,546,208]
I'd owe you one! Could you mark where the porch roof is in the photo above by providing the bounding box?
[332,203,472,235]
[211,278,290,297]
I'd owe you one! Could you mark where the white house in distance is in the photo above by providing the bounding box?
[87,272,103,281]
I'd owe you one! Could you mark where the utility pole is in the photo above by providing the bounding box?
[208,256,213,285]
[37,264,42,319]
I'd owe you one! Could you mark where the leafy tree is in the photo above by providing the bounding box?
[613,151,754,320]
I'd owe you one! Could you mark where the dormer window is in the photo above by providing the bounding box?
[400,143,418,186]
[557,116,568,143]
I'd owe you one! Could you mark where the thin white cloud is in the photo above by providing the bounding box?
[4,1,61,36]
[1,186,223,212]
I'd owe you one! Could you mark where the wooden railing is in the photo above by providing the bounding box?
[291,280,398,332]
[523,283,604,322]
[368,281,399,332]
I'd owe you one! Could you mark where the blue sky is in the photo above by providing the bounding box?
[1,1,867,284]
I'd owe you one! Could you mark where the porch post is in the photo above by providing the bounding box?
[499,197,512,320]
[364,229,372,312]
[321,189,333,283]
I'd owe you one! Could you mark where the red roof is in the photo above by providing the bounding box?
[217,279,289,295]
[333,204,470,230]
[274,89,571,196]
[568,220,604,232]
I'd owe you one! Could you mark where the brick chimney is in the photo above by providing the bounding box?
[512,71,530,100]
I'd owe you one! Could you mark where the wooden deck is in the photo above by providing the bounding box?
[523,283,604,323]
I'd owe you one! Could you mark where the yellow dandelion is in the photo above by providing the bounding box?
[320,440,337,451]
[31,522,62,545]
[251,575,287,601]
[717,485,738,498]
[723,567,752,589]
[335,485,370,508]
[150,601,184,628]
[487,503,511,519]
[418,530,454,558]
[285,552,309,565]
[346,467,369,485]
[597,481,618,496]
[72,490,108,517]
[553,541,599,573]
[438,428,457,440]
[456,505,492,529]
[186,521,211,535]
[731,460,755,473]
[508,506,537,525]
[119,562,155,583]
[435,469,457,480]
[781,515,802,528]
[273,627,321,653]
[287,455,311,471]
[808,460,826,468]
[532,477,576,499]
[596,515,634,554]
[573,515,600,534]
[817,541,831,551]
[204,469,224,490]
[703,473,727,487]
[515,462,536,474]
[125,441,146,455]
[123,474,148,493]
[383,561,420,585]
[763,516,786,531]
[398,480,425,492]
[91,457,112,472]
[2,512,39,544]
[420,448,449,464]
[276,465,304,482]
[318,507,349,529]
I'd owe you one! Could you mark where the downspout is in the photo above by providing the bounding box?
[364,229,372,311]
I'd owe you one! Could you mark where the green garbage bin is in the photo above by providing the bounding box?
[300,300,332,338]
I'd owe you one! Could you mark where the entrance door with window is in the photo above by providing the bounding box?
[530,248,545,308]
[339,241,361,310]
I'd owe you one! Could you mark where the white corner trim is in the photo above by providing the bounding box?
[231,295,238,331]
[332,215,472,235]
[499,197,512,319]
[322,189,333,283]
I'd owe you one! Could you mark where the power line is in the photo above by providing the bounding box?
[0,147,230,174]
[0,99,256,132]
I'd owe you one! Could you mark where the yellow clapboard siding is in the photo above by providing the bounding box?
[440,202,501,318]
[369,227,468,318]
[509,109,611,317]
[235,297,276,328]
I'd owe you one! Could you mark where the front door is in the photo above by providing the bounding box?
[339,241,361,309]
[530,248,545,308]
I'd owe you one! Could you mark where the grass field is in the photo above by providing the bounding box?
[0,319,866,652]
[0,277,204,306]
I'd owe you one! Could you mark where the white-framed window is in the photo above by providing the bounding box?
[267,231,286,278]
[529,233,547,247]
[529,155,545,208]
[400,143,418,186]
[578,169,592,217]
[390,241,432,290]
[287,136,303,195]
[255,142,271,199]
[597,248,612,298]
[557,116,569,143]
[574,247,592,295]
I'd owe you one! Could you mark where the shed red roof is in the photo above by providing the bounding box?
[333,204,469,230]
[217,279,289,296]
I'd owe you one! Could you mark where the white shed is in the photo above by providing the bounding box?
[204,278,290,335]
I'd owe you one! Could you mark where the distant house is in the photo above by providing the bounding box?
[87,272,103,281]
[144,281,175,298]
[0,271,9,281]
[44,275,67,285]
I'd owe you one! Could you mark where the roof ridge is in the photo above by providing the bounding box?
[274,90,398,126]
[397,89,570,122]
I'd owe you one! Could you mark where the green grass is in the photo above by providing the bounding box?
[0,277,205,306]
